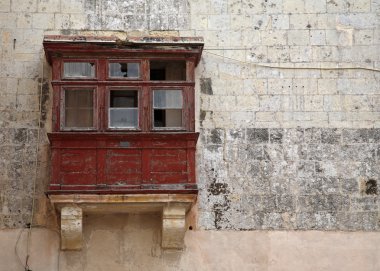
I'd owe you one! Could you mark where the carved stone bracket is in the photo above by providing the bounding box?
[61,206,83,250]
[162,204,187,249]
[49,194,196,250]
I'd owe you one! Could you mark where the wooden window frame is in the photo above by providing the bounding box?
[54,57,195,133]
[61,59,98,80]
[107,59,142,80]
[106,86,142,131]
[60,86,98,131]
[150,86,187,131]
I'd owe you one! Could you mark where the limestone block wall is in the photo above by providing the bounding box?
[195,0,380,230]
[0,0,379,232]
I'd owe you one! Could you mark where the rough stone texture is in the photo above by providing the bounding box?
[0,0,379,233]
[198,128,380,230]
[1,217,380,271]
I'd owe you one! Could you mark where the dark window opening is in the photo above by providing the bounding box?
[150,61,186,81]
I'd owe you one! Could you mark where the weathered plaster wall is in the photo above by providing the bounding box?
[0,0,380,270]
[1,214,380,271]
[194,0,380,230]
[0,0,379,256]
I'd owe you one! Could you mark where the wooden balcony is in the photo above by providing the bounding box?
[47,132,198,194]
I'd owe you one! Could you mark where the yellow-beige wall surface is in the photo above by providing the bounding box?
[0,0,379,270]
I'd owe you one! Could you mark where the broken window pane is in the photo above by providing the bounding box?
[109,90,138,128]
[63,62,95,78]
[109,62,140,78]
[150,61,186,81]
[64,89,94,128]
[153,90,182,128]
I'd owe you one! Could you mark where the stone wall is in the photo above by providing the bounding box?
[195,0,380,230]
[0,0,379,232]
[198,128,380,230]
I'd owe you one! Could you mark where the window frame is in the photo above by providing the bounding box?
[107,59,142,80]
[54,57,195,133]
[60,86,98,131]
[150,86,187,131]
[106,86,142,131]
[61,59,98,80]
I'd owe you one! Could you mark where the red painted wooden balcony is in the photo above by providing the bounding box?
[43,35,203,196]
[48,132,198,194]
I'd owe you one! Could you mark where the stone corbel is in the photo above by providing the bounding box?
[50,194,196,250]
[60,206,83,250]
[161,203,187,249]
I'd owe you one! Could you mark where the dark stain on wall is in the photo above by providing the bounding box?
[366,179,378,195]
[200,78,213,95]
[38,79,50,128]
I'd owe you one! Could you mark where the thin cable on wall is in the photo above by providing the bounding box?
[203,49,380,73]
[16,59,46,271]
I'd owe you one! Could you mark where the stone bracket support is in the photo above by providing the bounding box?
[61,206,83,250]
[49,194,196,251]
[162,204,187,249]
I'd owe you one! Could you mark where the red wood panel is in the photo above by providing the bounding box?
[150,158,187,172]
[149,140,187,148]
[150,173,189,183]
[150,149,187,172]
[61,173,97,185]
[50,149,60,184]
[48,132,198,192]
[105,149,142,184]
[60,149,97,172]
[59,149,97,185]
[187,141,196,184]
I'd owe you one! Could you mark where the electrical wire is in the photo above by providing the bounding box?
[203,50,380,72]
[24,58,45,271]
[14,228,26,269]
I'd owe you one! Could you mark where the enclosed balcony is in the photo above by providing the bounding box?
[43,35,203,250]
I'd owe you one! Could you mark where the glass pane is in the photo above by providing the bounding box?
[150,61,186,81]
[153,90,182,109]
[65,109,93,127]
[63,62,95,78]
[109,90,138,128]
[109,62,140,78]
[64,89,93,128]
[109,108,138,128]
[154,109,182,128]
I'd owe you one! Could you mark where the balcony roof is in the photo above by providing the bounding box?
[43,35,204,64]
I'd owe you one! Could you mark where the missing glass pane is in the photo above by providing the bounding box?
[109,62,140,78]
[154,109,182,128]
[64,89,94,128]
[109,90,138,128]
[63,62,95,78]
[150,61,186,81]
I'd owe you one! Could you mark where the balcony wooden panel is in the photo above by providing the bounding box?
[47,132,198,194]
